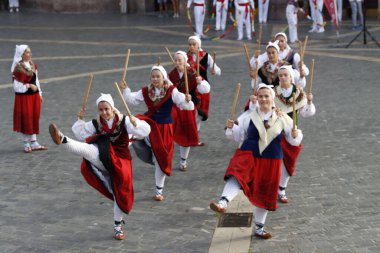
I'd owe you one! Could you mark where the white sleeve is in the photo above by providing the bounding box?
[13,79,29,93]
[125,117,151,139]
[196,79,210,94]
[213,0,216,5]
[187,0,193,8]
[300,103,316,118]
[284,124,303,146]
[35,70,42,96]
[72,119,97,141]
[249,100,259,111]
[208,54,221,76]
[122,88,144,106]
[172,87,195,110]
[227,111,250,143]
[293,53,310,76]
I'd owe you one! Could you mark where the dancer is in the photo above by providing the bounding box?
[210,83,303,239]
[250,41,304,88]
[168,51,210,171]
[12,45,47,153]
[251,33,309,88]
[275,65,315,203]
[49,93,151,240]
[187,35,221,145]
[120,65,194,201]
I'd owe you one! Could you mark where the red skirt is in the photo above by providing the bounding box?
[197,92,211,120]
[81,145,134,214]
[224,149,282,210]
[13,93,41,134]
[281,135,302,176]
[172,106,199,147]
[136,115,174,176]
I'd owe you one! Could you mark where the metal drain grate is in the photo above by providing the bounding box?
[217,213,253,227]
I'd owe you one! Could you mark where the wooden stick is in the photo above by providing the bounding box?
[82,74,93,110]
[298,41,304,78]
[184,63,189,95]
[253,56,259,95]
[196,48,200,76]
[230,83,241,120]
[165,47,175,65]
[243,43,252,71]
[308,59,315,94]
[257,25,263,50]
[114,82,136,127]
[292,93,296,129]
[122,49,131,82]
[301,36,308,60]
[212,52,216,71]
[157,56,161,65]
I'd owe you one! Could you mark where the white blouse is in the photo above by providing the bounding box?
[72,116,151,142]
[122,86,194,111]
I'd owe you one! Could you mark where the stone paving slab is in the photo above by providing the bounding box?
[0,10,379,253]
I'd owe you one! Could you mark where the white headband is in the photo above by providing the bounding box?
[11,44,29,72]
[188,35,202,49]
[279,65,295,84]
[275,32,288,42]
[96,93,115,108]
[175,50,188,62]
[151,65,173,85]
[257,83,275,99]
[266,40,280,52]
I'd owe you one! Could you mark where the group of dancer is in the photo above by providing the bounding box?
[12,30,315,241]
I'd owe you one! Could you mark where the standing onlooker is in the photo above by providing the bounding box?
[213,0,228,31]
[258,0,270,24]
[12,45,47,153]
[172,0,180,18]
[158,0,168,18]
[187,0,207,38]
[286,0,299,43]
[309,0,324,33]
[234,0,255,40]
[336,0,343,22]
[349,0,364,30]
[8,0,18,12]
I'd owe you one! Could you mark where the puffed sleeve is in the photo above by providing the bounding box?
[124,116,151,139]
[196,79,210,94]
[13,79,29,93]
[283,116,303,146]
[122,87,144,106]
[171,87,194,110]
[226,111,250,143]
[208,54,221,76]
[72,119,97,141]
[300,103,316,118]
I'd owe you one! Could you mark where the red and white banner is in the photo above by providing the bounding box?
[323,0,339,32]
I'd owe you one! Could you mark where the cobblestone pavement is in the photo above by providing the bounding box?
[0,10,379,253]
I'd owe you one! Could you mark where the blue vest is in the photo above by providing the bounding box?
[149,97,174,124]
[240,121,283,159]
